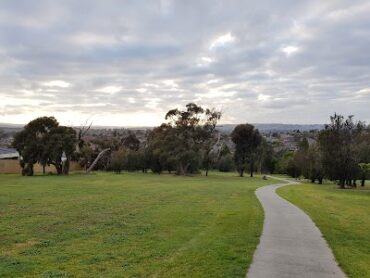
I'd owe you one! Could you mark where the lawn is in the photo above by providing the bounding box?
[277,181,370,278]
[0,172,271,278]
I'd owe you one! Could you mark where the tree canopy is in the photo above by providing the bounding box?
[13,117,76,175]
[231,124,262,177]
[147,103,221,175]
[318,114,366,188]
[278,113,369,188]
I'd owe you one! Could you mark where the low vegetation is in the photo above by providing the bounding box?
[0,172,271,277]
[277,182,370,278]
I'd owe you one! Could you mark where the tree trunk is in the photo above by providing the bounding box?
[239,168,244,177]
[87,148,110,173]
[361,175,365,187]
[250,158,254,177]
[28,163,34,176]
[54,163,63,175]
[318,177,323,184]
[23,163,34,176]
[184,163,190,175]
[177,163,184,175]
[205,163,209,176]
[259,159,263,175]
[177,162,188,175]
[42,165,46,175]
[339,179,345,189]
[63,159,70,175]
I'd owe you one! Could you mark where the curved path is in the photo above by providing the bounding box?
[247,177,346,278]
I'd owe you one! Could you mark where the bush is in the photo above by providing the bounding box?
[217,155,235,172]
[111,149,126,173]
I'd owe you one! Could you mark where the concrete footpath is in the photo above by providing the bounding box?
[247,177,346,278]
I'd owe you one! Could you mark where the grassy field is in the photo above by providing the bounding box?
[277,181,370,278]
[0,172,271,278]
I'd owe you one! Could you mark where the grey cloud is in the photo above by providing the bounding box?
[0,0,369,125]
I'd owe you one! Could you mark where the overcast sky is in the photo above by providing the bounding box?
[1,0,369,126]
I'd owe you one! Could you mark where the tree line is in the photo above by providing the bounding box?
[278,114,370,188]
[12,105,370,188]
[108,103,272,177]
[12,103,272,177]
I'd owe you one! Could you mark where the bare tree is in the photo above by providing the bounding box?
[86,148,110,173]
[76,119,92,153]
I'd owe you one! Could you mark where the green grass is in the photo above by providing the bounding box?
[0,172,271,278]
[277,181,370,278]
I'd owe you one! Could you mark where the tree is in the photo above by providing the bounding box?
[288,140,324,183]
[231,124,262,177]
[146,124,174,174]
[111,149,126,173]
[358,163,370,187]
[355,127,370,186]
[46,126,76,174]
[13,117,59,176]
[13,129,37,176]
[123,149,140,171]
[136,146,151,173]
[147,103,221,175]
[276,151,297,177]
[85,135,122,171]
[86,148,110,173]
[217,154,235,172]
[122,133,140,151]
[255,138,275,174]
[318,114,364,188]
[79,145,95,171]
[76,120,92,153]
[12,116,76,175]
[305,143,324,184]
[218,142,231,158]
[287,137,309,179]
[201,110,222,176]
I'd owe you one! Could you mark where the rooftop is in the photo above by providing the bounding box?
[0,147,19,159]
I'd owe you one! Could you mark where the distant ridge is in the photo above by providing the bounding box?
[1,122,324,133]
[0,123,24,128]
[217,123,324,133]
[0,123,151,130]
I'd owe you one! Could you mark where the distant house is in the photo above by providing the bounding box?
[279,134,298,151]
[0,147,19,159]
[307,137,317,146]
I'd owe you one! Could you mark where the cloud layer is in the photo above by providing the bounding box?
[1,0,369,126]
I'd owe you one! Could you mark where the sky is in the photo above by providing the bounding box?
[0,0,370,127]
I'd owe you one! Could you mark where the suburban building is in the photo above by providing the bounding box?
[0,147,19,159]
